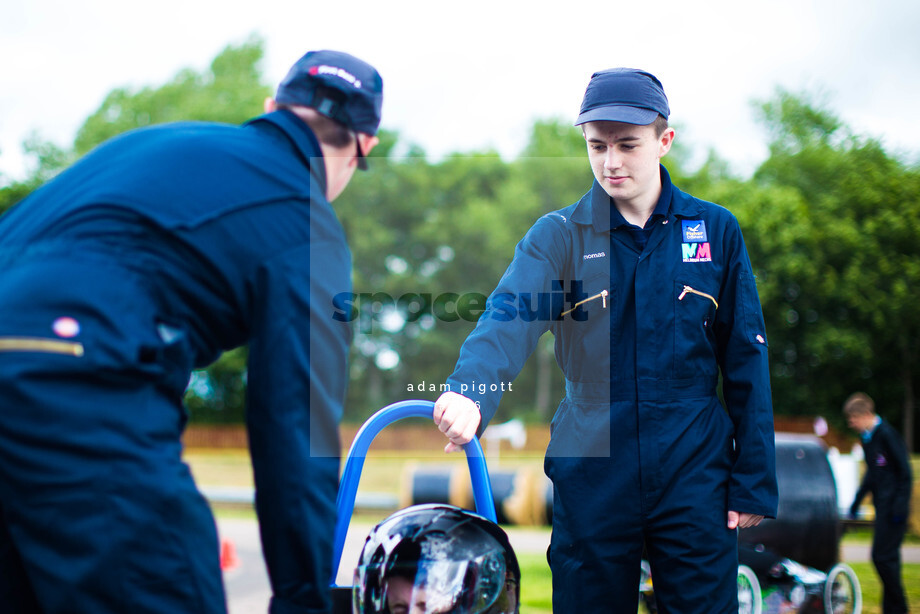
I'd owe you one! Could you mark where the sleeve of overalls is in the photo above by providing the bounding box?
[446,214,569,433]
[245,239,350,614]
[714,214,779,518]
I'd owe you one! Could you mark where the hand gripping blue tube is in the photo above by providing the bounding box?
[331,400,496,587]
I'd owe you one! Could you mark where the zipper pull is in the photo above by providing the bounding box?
[678,286,689,301]
[601,289,608,308]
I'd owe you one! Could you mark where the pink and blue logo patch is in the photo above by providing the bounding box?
[681,220,712,262]
[681,242,712,262]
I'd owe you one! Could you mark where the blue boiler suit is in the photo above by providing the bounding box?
[446,167,777,613]
[0,110,350,613]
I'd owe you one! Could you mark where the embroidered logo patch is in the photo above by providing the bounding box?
[681,221,711,262]
[681,242,712,263]
[682,220,708,242]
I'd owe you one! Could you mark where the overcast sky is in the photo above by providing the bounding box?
[2,0,918,183]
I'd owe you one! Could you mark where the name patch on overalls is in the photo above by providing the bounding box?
[682,220,708,242]
[681,221,712,262]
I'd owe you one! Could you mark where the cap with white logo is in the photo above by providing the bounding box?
[275,49,384,136]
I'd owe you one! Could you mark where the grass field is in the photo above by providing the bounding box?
[185,447,919,613]
[513,555,920,613]
[512,553,920,614]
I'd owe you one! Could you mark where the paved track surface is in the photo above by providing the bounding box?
[218,519,919,613]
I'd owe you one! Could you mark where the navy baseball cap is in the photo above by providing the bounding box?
[276,50,384,136]
[575,68,669,126]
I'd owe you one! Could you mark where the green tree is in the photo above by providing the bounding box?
[1,36,270,217]
[742,90,920,448]
[334,145,520,420]
[0,178,38,217]
[73,35,269,156]
[0,134,72,215]
[14,41,918,446]
[334,117,700,424]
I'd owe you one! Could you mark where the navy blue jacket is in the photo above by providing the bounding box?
[447,167,778,517]
[853,419,913,521]
[0,110,350,610]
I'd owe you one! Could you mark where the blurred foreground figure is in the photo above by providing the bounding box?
[0,49,382,613]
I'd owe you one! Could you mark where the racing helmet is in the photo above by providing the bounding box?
[353,504,520,614]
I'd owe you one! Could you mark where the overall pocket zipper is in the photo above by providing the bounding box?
[0,337,85,357]
[561,289,608,317]
[678,286,719,310]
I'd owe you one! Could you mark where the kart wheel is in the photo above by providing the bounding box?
[823,563,861,614]
[737,564,762,614]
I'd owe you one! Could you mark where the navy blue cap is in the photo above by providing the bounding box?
[575,68,669,126]
[275,50,384,136]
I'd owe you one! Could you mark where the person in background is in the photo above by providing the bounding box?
[845,392,912,614]
[0,49,382,613]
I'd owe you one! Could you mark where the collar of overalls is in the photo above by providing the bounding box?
[569,164,704,233]
[244,109,327,195]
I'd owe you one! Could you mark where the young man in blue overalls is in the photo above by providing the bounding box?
[433,68,778,613]
[0,50,382,613]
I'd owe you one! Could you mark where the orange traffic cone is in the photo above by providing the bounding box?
[220,538,240,571]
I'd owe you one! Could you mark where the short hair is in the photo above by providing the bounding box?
[842,392,876,417]
[278,104,354,149]
[652,114,669,137]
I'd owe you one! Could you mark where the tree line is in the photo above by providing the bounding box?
[1,37,917,448]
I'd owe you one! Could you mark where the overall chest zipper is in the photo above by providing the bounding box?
[678,286,719,310]
[0,337,84,357]
[561,289,608,317]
